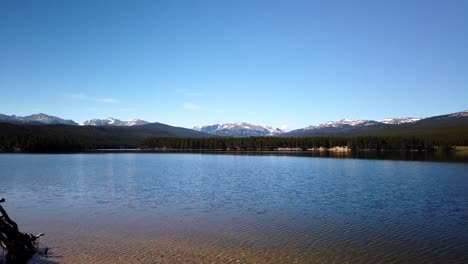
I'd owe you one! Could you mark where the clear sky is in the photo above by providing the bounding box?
[1,0,467,129]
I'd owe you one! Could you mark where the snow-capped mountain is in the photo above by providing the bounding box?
[302,117,422,131]
[194,116,425,137]
[81,118,149,126]
[2,110,466,137]
[193,122,285,137]
[286,116,423,136]
[0,113,78,125]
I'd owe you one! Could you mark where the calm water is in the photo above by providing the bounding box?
[0,154,467,263]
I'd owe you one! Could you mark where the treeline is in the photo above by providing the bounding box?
[0,123,139,152]
[0,134,86,152]
[141,136,465,151]
[0,122,209,152]
[0,133,134,152]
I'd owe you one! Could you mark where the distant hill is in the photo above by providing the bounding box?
[193,122,285,137]
[357,110,468,140]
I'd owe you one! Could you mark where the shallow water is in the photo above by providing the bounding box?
[0,153,467,263]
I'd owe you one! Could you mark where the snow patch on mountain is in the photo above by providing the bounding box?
[82,118,149,126]
[303,116,422,130]
[194,122,286,137]
[0,113,78,125]
[379,117,421,125]
[304,119,379,130]
[449,110,468,117]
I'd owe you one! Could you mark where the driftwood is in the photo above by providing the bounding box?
[0,198,42,263]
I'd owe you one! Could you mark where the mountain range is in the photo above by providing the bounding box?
[0,110,467,137]
[1,110,467,152]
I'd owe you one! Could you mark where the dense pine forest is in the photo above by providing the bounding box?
[0,122,207,152]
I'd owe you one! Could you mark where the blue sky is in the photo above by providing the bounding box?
[1,0,467,129]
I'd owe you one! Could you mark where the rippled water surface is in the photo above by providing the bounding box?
[1,154,467,263]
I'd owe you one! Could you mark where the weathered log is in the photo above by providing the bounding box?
[0,198,41,263]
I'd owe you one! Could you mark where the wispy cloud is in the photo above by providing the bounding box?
[95,98,118,103]
[183,102,201,111]
[176,89,203,97]
[68,93,119,104]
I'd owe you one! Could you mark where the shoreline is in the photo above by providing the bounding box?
[1,148,467,164]
[1,147,467,154]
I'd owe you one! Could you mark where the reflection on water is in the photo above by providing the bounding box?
[96,149,468,163]
[0,154,467,263]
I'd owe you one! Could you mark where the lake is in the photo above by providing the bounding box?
[1,153,467,263]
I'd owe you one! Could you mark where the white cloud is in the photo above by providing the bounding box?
[183,102,201,111]
[68,93,119,104]
[95,97,119,103]
[280,124,290,132]
[176,89,203,97]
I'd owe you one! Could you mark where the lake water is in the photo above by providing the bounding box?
[0,154,467,263]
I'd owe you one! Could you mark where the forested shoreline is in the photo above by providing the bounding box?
[2,134,465,153]
[140,136,465,152]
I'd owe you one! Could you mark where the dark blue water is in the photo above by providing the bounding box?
[1,154,467,263]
